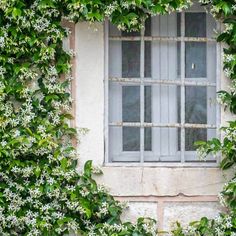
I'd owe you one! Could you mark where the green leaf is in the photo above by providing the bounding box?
[217,33,229,42]
[45,94,59,102]
[80,198,92,218]
[84,160,92,177]
[109,206,119,217]
[12,8,22,18]
[34,166,41,178]
[220,157,234,170]
[60,158,68,170]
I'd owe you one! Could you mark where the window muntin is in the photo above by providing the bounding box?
[108,5,218,164]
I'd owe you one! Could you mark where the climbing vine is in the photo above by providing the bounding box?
[0,0,235,235]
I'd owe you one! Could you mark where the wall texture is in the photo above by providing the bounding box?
[74,22,231,231]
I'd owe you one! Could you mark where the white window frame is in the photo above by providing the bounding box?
[104,5,222,167]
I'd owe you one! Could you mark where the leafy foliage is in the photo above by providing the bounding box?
[0,0,236,235]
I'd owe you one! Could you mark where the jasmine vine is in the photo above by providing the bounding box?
[0,0,236,235]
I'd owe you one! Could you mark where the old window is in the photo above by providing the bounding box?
[106,4,219,164]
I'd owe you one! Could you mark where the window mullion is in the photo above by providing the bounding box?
[140,28,145,163]
[180,12,185,163]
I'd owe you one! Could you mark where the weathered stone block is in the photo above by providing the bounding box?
[121,202,158,223]
[163,202,222,231]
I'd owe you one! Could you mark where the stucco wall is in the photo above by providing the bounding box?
[74,22,231,231]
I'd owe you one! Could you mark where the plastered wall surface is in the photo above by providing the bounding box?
[75,22,232,230]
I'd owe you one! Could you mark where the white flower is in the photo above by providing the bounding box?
[1,140,7,147]
[33,17,50,32]
[224,23,233,33]
[199,0,211,4]
[104,2,118,16]
[0,36,5,48]
[224,68,233,77]
[214,215,223,224]
[37,125,46,133]
[52,115,60,125]
[92,166,102,174]
[225,216,232,228]
[0,66,6,76]
[218,193,226,206]
[223,54,235,63]
[13,130,20,137]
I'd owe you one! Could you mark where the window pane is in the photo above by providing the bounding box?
[123,127,140,151]
[185,128,207,151]
[185,128,217,161]
[122,29,140,37]
[109,41,122,77]
[145,128,152,151]
[122,41,140,77]
[145,86,152,151]
[122,86,140,122]
[177,13,181,37]
[144,128,180,162]
[177,42,181,77]
[151,14,178,37]
[145,41,151,77]
[185,42,206,78]
[177,86,181,123]
[145,18,151,36]
[151,85,179,124]
[185,13,206,37]
[152,42,178,80]
[109,127,140,162]
[109,83,121,123]
[185,86,207,124]
[109,23,121,36]
[144,86,152,122]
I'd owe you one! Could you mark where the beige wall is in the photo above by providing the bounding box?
[74,22,231,231]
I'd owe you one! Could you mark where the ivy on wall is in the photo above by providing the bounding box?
[0,0,235,235]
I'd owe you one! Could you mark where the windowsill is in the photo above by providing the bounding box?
[104,162,219,168]
[95,164,227,196]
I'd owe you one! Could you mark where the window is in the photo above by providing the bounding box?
[106,4,219,164]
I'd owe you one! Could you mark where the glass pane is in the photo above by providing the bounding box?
[145,18,151,36]
[185,42,206,78]
[185,128,217,162]
[109,126,140,162]
[122,41,140,77]
[151,84,179,124]
[145,128,152,151]
[122,29,140,37]
[109,41,122,77]
[178,128,181,151]
[144,86,152,122]
[122,86,140,122]
[151,14,178,37]
[145,41,151,77]
[177,13,181,37]
[185,86,207,124]
[177,42,181,77]
[152,42,178,80]
[185,13,206,37]
[109,23,121,36]
[177,86,181,123]
[185,128,207,151]
[144,85,152,151]
[123,127,140,151]
[144,128,180,162]
[109,83,121,123]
